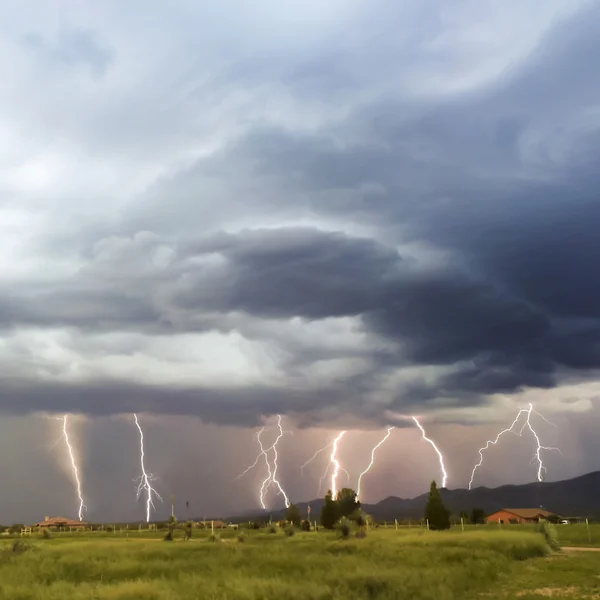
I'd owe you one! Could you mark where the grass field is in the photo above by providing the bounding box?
[0,523,598,599]
[0,528,552,600]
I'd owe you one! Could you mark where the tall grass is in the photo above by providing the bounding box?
[0,529,548,599]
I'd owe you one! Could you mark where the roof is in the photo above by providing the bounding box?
[489,508,557,519]
[34,516,87,527]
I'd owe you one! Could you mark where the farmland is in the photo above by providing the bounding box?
[1,523,596,600]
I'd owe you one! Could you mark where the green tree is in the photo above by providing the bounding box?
[470,508,485,524]
[320,490,338,529]
[336,488,360,518]
[459,511,469,523]
[286,504,301,526]
[424,480,451,530]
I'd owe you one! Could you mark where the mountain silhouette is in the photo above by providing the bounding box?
[224,471,600,522]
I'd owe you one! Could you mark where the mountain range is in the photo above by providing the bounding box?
[225,471,600,522]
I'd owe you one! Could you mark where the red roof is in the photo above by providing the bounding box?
[35,516,87,527]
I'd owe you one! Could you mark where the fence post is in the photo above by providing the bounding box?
[461,517,464,532]
[394,519,398,530]
[586,518,592,544]
[426,519,430,531]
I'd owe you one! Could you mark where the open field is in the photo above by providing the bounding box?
[0,528,551,600]
[1,524,599,599]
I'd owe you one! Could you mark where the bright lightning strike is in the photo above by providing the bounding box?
[413,417,448,488]
[523,403,562,482]
[270,415,290,508]
[237,415,290,510]
[133,414,162,522]
[356,427,394,501]
[61,415,87,521]
[329,431,346,498]
[469,403,562,490]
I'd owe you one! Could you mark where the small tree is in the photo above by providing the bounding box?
[286,504,301,527]
[336,488,360,518]
[459,511,469,523]
[470,508,485,525]
[184,520,193,541]
[424,480,451,530]
[164,515,177,541]
[320,490,338,529]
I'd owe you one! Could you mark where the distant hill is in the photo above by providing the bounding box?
[224,471,600,522]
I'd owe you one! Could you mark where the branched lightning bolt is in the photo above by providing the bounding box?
[237,415,290,509]
[522,403,562,482]
[356,427,394,500]
[61,415,87,521]
[328,431,346,498]
[300,443,333,473]
[468,408,528,490]
[469,403,562,489]
[413,417,448,488]
[270,415,290,508]
[133,414,162,522]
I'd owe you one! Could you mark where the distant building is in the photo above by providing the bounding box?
[485,508,558,524]
[34,516,87,529]
[196,520,227,529]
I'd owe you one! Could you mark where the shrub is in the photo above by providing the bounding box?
[336,517,352,539]
[163,530,174,542]
[355,529,367,539]
[42,528,51,539]
[535,519,560,551]
[208,534,221,543]
[268,525,278,534]
[300,520,311,532]
[285,526,295,537]
[237,533,245,543]
[11,540,32,554]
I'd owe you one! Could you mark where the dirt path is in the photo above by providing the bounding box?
[561,546,600,552]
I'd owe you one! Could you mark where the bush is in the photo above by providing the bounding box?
[42,528,51,539]
[355,529,367,539]
[268,525,278,534]
[300,520,311,532]
[11,540,32,554]
[285,526,295,537]
[163,530,174,542]
[336,517,352,539]
[208,534,221,543]
[535,519,560,551]
[237,533,245,543]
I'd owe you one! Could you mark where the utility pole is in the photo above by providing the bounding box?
[171,495,175,519]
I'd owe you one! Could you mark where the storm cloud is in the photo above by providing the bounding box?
[1,0,600,430]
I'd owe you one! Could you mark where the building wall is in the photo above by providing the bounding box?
[485,510,535,524]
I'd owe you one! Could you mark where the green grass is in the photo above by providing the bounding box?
[0,529,550,599]
[465,551,600,599]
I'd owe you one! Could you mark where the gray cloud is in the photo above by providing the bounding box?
[0,0,599,429]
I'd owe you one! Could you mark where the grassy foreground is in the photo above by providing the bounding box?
[0,529,549,600]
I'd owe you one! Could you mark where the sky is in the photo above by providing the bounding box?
[1,0,600,524]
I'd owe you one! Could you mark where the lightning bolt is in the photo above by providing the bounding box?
[356,427,394,501]
[300,443,333,473]
[237,415,290,510]
[413,417,448,488]
[468,403,562,489]
[133,414,162,522]
[328,431,346,498]
[61,415,87,521]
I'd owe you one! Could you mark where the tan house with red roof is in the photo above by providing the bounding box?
[34,516,87,529]
[485,508,557,524]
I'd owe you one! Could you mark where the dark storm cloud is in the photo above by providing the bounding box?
[1,1,599,427]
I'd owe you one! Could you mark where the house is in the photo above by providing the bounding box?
[485,508,558,524]
[196,520,227,529]
[34,516,87,529]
